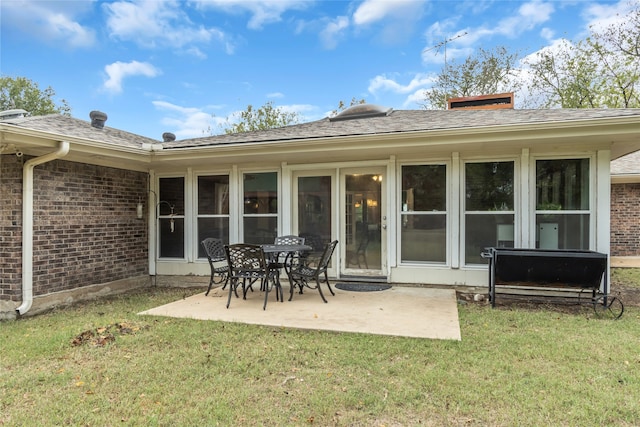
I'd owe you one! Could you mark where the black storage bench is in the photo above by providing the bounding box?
[480,247,621,317]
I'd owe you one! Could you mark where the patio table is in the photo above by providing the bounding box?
[261,244,312,289]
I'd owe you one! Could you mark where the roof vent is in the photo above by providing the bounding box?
[0,109,28,120]
[89,110,108,129]
[330,104,392,122]
[162,132,176,142]
[448,93,514,110]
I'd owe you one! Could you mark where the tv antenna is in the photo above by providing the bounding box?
[423,32,468,69]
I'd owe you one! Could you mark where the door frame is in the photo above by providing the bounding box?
[339,166,388,278]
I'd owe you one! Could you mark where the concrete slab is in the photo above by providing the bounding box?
[139,284,461,341]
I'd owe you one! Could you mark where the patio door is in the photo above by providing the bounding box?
[341,168,386,278]
[293,171,334,259]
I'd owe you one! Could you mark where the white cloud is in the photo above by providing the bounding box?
[353,0,422,26]
[498,0,554,36]
[368,73,435,96]
[424,0,554,59]
[190,0,310,30]
[583,0,637,34]
[319,16,350,49]
[352,0,425,44]
[403,88,431,108]
[540,27,555,41]
[153,100,222,138]
[0,0,96,48]
[104,0,234,54]
[103,61,161,94]
[267,92,285,99]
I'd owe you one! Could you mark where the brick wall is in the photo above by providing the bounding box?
[0,155,149,301]
[0,155,23,300]
[611,183,640,256]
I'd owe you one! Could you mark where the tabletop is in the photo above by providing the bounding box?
[261,244,312,254]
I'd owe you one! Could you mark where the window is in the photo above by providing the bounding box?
[297,175,332,252]
[158,177,185,258]
[401,165,447,263]
[243,172,278,244]
[197,175,230,258]
[536,158,590,249]
[464,161,515,264]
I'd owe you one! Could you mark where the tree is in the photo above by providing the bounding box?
[595,0,640,59]
[524,39,600,108]
[524,30,640,108]
[422,46,521,110]
[222,101,300,134]
[522,1,640,108]
[0,76,71,116]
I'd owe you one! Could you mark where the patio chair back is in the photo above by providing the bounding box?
[272,235,306,267]
[274,235,305,245]
[225,244,281,310]
[225,244,269,279]
[201,238,229,295]
[317,239,339,274]
[289,240,339,303]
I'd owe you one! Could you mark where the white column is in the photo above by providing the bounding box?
[520,148,530,247]
[451,152,460,269]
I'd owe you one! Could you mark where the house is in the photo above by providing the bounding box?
[611,149,640,267]
[1,104,640,319]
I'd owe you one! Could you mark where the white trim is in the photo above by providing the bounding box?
[186,168,194,263]
[529,154,595,250]
[520,148,530,247]
[451,152,460,269]
[596,150,611,254]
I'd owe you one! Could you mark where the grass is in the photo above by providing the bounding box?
[1,282,639,426]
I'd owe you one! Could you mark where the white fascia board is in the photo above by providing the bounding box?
[611,173,640,184]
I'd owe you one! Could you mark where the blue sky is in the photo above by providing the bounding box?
[0,0,634,139]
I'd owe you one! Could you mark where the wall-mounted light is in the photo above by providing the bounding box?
[136,198,144,219]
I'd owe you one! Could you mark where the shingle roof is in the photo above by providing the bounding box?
[611,150,640,175]
[165,108,640,149]
[1,113,159,148]
[4,109,640,156]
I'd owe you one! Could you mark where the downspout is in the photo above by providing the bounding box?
[17,141,70,316]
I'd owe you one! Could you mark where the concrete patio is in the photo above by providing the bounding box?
[139,283,462,340]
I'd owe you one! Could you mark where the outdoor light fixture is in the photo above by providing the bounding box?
[136,198,144,219]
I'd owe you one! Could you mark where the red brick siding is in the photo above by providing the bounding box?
[0,155,23,299]
[610,183,640,256]
[0,155,148,301]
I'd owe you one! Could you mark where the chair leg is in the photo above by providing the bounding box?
[226,278,238,308]
[205,274,214,296]
[315,276,328,303]
[288,278,295,301]
[262,278,269,310]
[324,271,335,296]
[207,272,229,295]
[242,278,250,300]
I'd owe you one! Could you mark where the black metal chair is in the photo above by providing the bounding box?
[270,235,306,270]
[201,238,229,295]
[224,244,282,310]
[288,240,338,303]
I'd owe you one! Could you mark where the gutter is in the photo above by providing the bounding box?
[17,141,70,316]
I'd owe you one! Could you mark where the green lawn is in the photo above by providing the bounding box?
[1,285,639,426]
